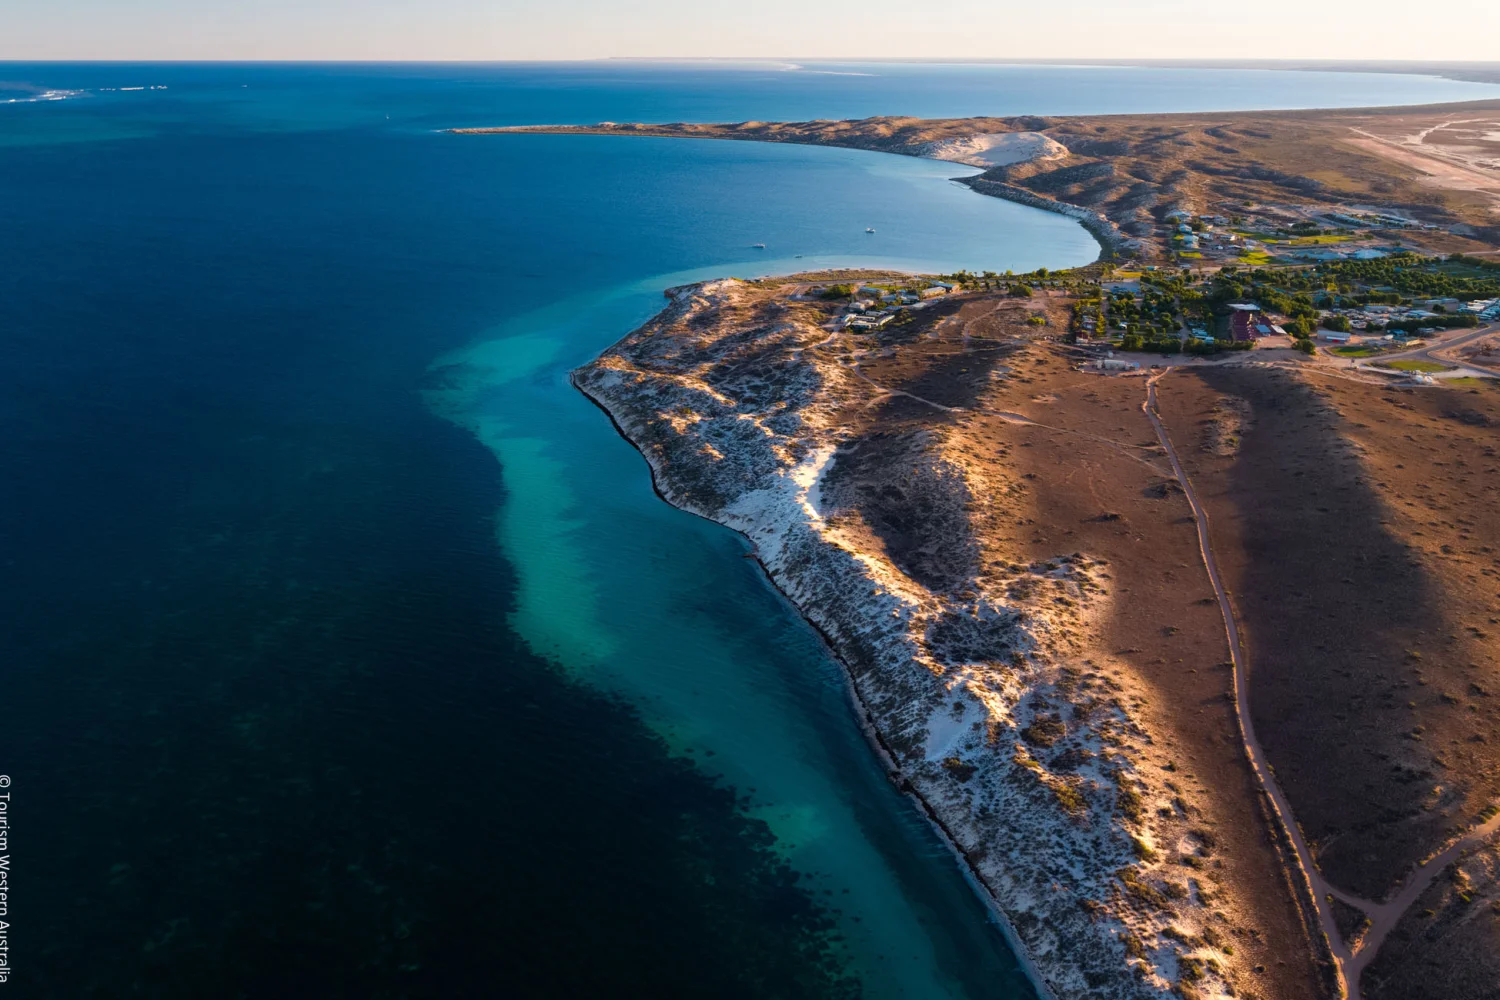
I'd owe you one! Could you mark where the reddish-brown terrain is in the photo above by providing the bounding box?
[1157,365,1500,998]
[576,269,1500,998]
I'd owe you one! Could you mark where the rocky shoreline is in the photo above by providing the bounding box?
[573,370,1064,998]
[571,277,1281,1000]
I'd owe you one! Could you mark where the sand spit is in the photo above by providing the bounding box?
[573,277,1288,1000]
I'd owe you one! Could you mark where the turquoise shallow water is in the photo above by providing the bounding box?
[5,61,1497,997]
[424,263,1046,1000]
[417,147,1103,995]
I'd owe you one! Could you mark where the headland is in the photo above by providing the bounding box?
[571,258,1500,999]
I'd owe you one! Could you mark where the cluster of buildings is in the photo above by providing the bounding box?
[1321,298,1488,335]
[829,282,959,331]
[1312,297,1496,345]
[1319,211,1438,231]
[1161,205,1429,265]
[1166,214,1250,257]
[1463,298,1500,321]
[844,312,895,332]
[1166,210,1233,228]
[1076,344,1141,373]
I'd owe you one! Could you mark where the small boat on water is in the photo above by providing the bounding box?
[752,243,766,249]
[865,227,876,234]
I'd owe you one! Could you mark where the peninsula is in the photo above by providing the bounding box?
[453,98,1500,263]
[570,259,1500,999]
[459,101,1500,998]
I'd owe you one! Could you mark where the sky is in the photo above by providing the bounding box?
[3,0,1499,62]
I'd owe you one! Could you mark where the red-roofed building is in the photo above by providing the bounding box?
[1229,311,1255,341]
[1228,304,1261,342]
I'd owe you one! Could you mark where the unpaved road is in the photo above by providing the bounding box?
[1144,368,1499,1000]
[1333,806,1500,988]
[1346,128,1500,211]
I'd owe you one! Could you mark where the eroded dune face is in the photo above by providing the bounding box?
[918,132,1070,169]
[573,277,1333,1000]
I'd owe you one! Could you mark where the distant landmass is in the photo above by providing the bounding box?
[460,91,1500,1000]
[454,97,1500,263]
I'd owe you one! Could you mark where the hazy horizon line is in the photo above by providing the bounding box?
[1,56,1497,67]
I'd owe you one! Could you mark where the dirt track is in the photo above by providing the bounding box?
[1148,368,1500,1000]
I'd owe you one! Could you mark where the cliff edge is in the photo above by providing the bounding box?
[573,275,1333,1000]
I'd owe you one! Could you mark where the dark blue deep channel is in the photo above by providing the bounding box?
[2,63,1497,998]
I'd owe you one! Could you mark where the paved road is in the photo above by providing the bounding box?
[1142,369,1499,1000]
[1351,323,1500,379]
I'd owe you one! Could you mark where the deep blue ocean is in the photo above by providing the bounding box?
[3,62,1498,999]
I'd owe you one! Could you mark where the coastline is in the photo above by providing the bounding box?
[571,369,1062,1000]
[564,275,1318,999]
[448,124,1118,260]
[956,176,1127,259]
[450,97,1500,260]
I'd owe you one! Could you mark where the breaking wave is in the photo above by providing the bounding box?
[0,87,86,105]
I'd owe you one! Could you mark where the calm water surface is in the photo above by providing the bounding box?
[3,62,1495,998]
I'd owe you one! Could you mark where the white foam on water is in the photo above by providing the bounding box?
[1,88,85,104]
